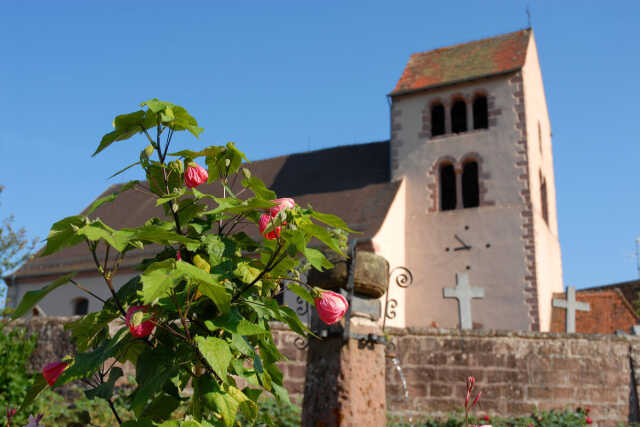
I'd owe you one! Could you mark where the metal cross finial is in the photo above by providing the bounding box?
[552,285,590,333]
[526,5,532,28]
[443,272,484,330]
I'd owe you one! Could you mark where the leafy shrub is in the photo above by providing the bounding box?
[388,408,589,426]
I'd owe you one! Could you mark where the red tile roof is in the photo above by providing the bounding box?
[391,29,531,96]
[550,289,639,334]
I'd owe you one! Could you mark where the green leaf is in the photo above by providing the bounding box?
[140,259,180,304]
[286,282,315,305]
[141,98,174,113]
[199,377,255,427]
[109,161,141,179]
[206,142,248,181]
[204,310,267,336]
[300,221,346,256]
[310,210,355,232]
[140,393,181,421]
[195,336,232,381]
[156,187,186,206]
[176,260,230,313]
[126,225,201,250]
[131,367,178,417]
[41,215,86,256]
[204,197,273,216]
[57,327,129,385]
[304,247,334,271]
[94,109,155,156]
[85,367,123,400]
[87,180,139,214]
[65,306,119,352]
[241,177,276,200]
[11,273,75,319]
[20,374,47,410]
[233,262,261,285]
[170,105,204,137]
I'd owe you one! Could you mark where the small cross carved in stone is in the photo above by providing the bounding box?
[443,272,484,330]
[552,285,589,333]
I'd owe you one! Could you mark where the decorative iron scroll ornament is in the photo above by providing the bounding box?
[295,296,309,316]
[382,266,414,331]
[294,335,309,350]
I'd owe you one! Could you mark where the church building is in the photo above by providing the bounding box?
[5,28,564,332]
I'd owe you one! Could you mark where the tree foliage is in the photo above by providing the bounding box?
[11,99,350,426]
[0,185,38,279]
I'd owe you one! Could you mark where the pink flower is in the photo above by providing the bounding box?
[314,291,349,325]
[482,415,491,422]
[586,417,593,424]
[184,162,208,188]
[126,305,155,338]
[259,214,281,240]
[269,197,295,217]
[42,361,68,386]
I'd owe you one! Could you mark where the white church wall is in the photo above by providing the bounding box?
[371,178,407,328]
[390,72,535,330]
[11,272,137,317]
[522,33,564,331]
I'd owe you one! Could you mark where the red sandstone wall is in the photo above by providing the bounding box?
[386,327,638,427]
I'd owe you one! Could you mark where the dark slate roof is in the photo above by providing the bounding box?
[391,28,531,96]
[11,141,398,280]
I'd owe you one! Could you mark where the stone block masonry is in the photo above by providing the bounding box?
[11,317,640,426]
[386,327,640,427]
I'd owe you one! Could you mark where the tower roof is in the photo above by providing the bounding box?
[391,28,531,96]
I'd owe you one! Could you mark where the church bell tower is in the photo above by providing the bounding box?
[389,29,562,331]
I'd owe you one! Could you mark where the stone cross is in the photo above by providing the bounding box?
[443,272,484,330]
[552,285,589,333]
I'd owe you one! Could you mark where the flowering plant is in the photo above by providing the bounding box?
[10,100,351,426]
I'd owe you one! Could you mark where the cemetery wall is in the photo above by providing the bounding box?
[11,318,640,426]
[386,327,640,427]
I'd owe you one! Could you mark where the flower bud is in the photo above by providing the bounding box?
[314,290,349,325]
[259,214,280,240]
[184,162,208,188]
[42,361,68,386]
[269,198,295,217]
[126,305,155,338]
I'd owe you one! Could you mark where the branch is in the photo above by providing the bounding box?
[231,243,284,303]
[70,279,106,304]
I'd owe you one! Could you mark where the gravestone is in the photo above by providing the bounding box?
[552,285,590,333]
[443,272,484,330]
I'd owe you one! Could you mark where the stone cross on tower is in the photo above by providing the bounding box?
[443,272,485,330]
[552,285,590,333]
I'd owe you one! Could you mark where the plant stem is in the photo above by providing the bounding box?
[87,240,126,316]
[70,279,107,304]
[108,398,123,425]
[231,243,284,303]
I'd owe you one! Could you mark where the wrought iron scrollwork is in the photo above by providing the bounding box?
[294,336,309,350]
[390,266,413,288]
[385,298,398,320]
[382,265,414,331]
[295,296,308,316]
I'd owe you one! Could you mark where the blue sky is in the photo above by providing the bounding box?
[0,1,638,296]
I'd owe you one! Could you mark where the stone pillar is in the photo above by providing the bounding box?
[302,250,389,427]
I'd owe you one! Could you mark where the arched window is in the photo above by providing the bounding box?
[451,99,467,133]
[439,163,456,211]
[73,297,89,315]
[540,171,549,224]
[473,95,488,130]
[431,103,445,137]
[462,161,479,208]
